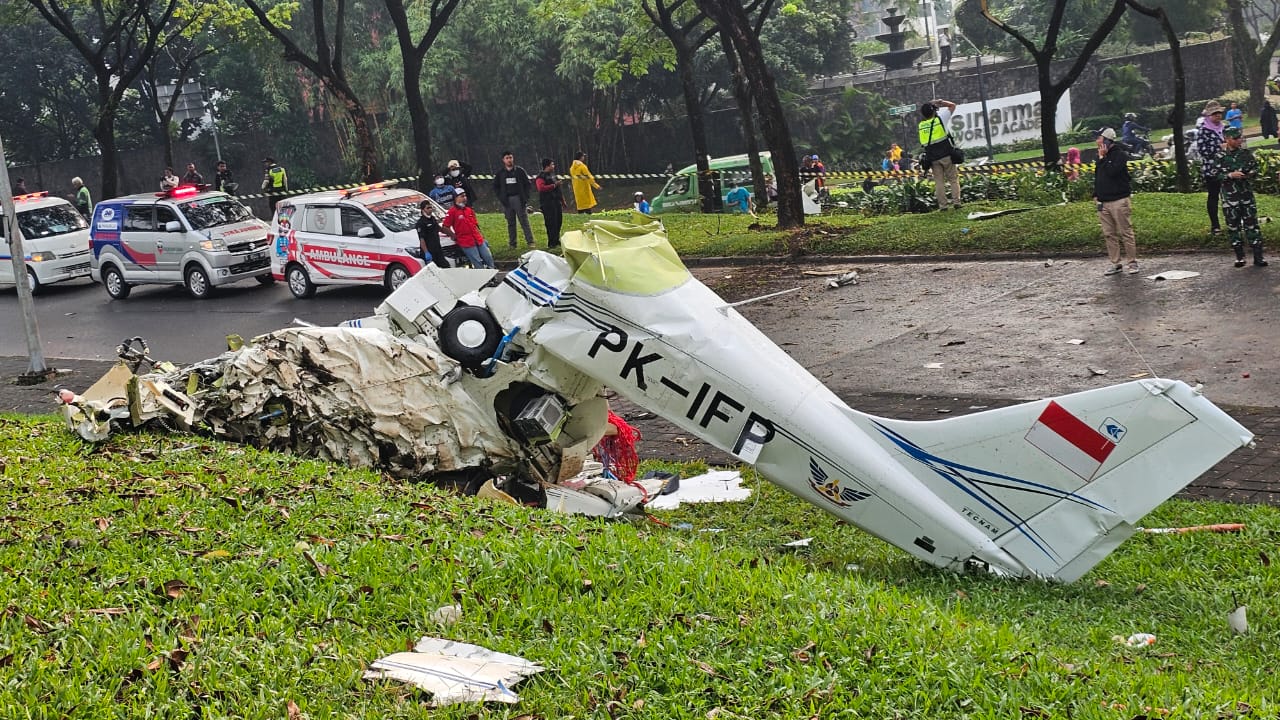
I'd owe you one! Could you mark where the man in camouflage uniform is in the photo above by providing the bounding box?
[1215,126,1268,267]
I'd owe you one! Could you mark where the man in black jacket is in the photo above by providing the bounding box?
[1093,127,1139,276]
[492,151,535,249]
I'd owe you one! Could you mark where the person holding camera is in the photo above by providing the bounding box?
[918,99,962,210]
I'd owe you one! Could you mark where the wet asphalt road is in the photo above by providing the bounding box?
[4,252,1280,409]
[0,277,391,363]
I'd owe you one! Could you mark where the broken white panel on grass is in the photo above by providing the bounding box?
[364,638,545,705]
[646,470,751,510]
[1146,270,1201,281]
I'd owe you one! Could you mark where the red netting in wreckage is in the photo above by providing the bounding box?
[592,410,641,483]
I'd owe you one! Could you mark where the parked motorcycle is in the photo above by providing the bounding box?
[1157,128,1201,164]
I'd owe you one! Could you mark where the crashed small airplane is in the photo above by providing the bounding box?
[61,218,1253,581]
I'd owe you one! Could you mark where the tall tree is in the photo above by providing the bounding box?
[383,0,464,189]
[641,0,721,211]
[242,0,382,182]
[139,2,230,170]
[695,0,803,228]
[0,17,98,164]
[717,7,764,207]
[978,0,1128,167]
[1125,0,1190,192]
[21,0,181,197]
[1226,0,1280,115]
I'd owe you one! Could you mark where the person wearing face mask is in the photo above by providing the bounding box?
[441,159,477,208]
[428,174,456,205]
[417,199,455,269]
[441,190,494,269]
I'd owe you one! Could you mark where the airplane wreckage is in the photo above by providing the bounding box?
[60,218,1254,582]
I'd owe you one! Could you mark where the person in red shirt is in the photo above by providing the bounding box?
[442,190,495,269]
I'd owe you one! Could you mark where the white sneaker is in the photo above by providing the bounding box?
[1104,265,1123,276]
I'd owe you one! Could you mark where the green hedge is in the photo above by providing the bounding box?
[827,153,1280,216]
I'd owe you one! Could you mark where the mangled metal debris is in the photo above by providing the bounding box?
[61,218,1255,581]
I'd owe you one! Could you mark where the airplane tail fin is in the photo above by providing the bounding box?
[840,380,1252,581]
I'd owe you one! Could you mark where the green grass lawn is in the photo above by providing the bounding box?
[2,415,1276,718]
[482,193,1280,262]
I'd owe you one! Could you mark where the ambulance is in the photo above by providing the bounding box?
[269,183,430,299]
[1,192,92,293]
[89,186,272,299]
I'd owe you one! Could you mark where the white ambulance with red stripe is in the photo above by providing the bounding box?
[269,183,430,299]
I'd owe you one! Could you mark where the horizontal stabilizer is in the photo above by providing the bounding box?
[839,379,1251,581]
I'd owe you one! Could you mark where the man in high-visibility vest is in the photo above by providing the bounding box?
[918,99,961,211]
[261,157,288,213]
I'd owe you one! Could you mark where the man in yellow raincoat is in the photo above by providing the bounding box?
[570,151,601,213]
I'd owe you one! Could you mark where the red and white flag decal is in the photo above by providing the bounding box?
[1025,401,1117,481]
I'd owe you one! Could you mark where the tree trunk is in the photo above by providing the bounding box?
[697,0,800,228]
[721,29,765,208]
[1038,64,1063,168]
[350,110,379,183]
[402,52,434,190]
[95,81,120,198]
[675,43,716,213]
[331,82,380,182]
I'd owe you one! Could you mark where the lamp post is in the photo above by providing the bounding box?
[956,31,995,160]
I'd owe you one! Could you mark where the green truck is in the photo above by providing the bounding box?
[650,153,774,214]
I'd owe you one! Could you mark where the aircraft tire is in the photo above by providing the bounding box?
[438,305,502,369]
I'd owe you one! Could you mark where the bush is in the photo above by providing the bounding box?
[1219,89,1251,108]
[835,167,1098,216]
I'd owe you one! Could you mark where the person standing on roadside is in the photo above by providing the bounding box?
[1092,128,1138,276]
[428,175,456,205]
[535,158,568,248]
[570,151,600,213]
[182,162,204,185]
[938,28,952,71]
[492,151,535,249]
[919,98,962,210]
[442,159,477,208]
[214,160,237,194]
[160,167,180,191]
[72,177,91,218]
[1065,146,1082,181]
[1216,126,1268,268]
[1261,101,1277,140]
[416,199,454,269]
[1225,101,1244,130]
[262,157,288,211]
[1197,101,1227,236]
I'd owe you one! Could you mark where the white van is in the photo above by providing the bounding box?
[89,186,272,299]
[270,184,431,298]
[1,192,92,293]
